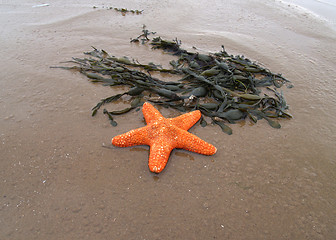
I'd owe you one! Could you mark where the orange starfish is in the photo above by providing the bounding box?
[111,102,217,173]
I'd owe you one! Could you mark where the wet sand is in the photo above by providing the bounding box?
[1,0,336,239]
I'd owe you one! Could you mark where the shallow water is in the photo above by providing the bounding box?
[1,0,336,239]
[283,0,336,29]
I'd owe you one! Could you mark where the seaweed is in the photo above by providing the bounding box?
[52,28,293,134]
[112,7,143,15]
[130,25,156,44]
[93,6,143,15]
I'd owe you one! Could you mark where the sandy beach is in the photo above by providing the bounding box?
[1,0,336,239]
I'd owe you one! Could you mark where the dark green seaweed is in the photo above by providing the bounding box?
[53,27,293,134]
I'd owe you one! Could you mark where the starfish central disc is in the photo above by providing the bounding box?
[112,102,217,173]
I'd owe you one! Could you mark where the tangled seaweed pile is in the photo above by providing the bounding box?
[54,28,292,134]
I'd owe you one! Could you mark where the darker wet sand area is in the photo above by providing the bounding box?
[1,1,336,239]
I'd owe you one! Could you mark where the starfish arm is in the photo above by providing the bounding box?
[142,102,163,124]
[168,110,201,130]
[148,142,175,173]
[112,126,150,147]
[175,130,217,155]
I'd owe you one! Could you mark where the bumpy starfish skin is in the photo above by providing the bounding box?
[112,102,217,173]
